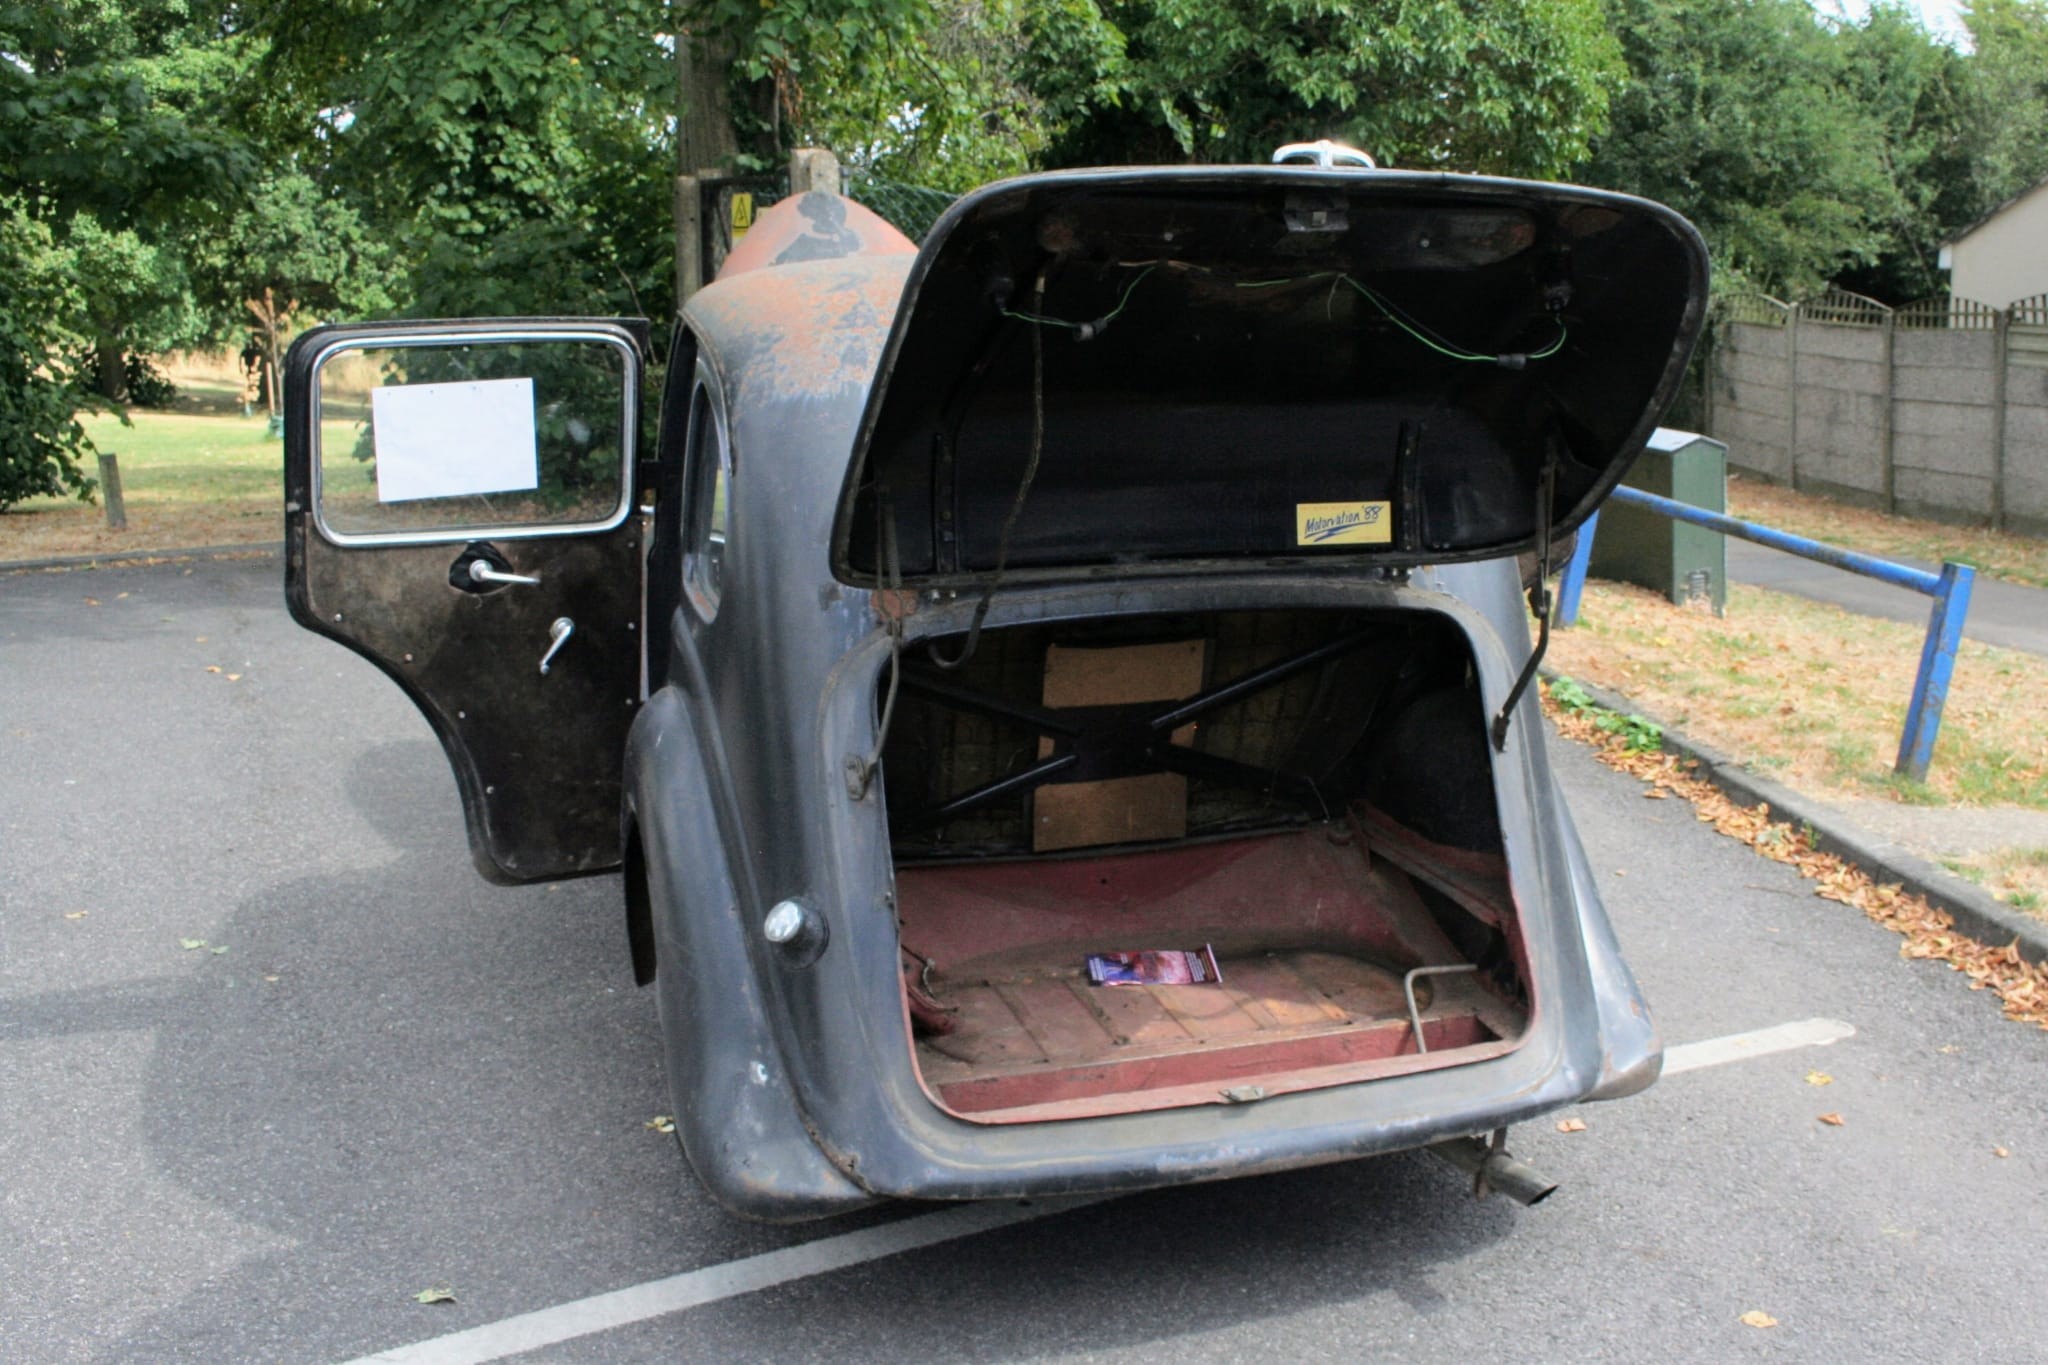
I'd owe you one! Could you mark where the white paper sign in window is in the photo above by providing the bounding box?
[370,378,539,503]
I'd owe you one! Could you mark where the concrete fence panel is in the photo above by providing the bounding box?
[1791,320,1890,504]
[1712,321,1795,483]
[1708,295,2047,535]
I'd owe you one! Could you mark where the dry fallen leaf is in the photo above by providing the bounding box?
[1817,1112,1845,1127]
[1993,1146,2010,1158]
[1805,1070,1833,1087]
[413,1287,456,1305]
[1938,1045,1961,1055]
[178,937,207,950]
[1544,690,2048,1033]
[63,910,88,920]
[84,597,100,607]
[226,673,242,682]
[204,665,222,674]
[1556,1117,1587,1134]
[1739,1311,1779,1329]
[116,592,128,599]
[645,1115,676,1134]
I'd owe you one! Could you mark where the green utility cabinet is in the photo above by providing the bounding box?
[1587,427,1728,614]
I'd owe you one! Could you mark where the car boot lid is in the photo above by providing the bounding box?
[831,165,1710,588]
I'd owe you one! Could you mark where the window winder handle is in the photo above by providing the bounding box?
[538,617,575,675]
[470,561,541,587]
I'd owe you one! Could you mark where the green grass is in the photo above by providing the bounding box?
[0,382,285,558]
[67,401,281,508]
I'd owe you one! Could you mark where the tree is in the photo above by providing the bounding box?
[191,171,400,419]
[1582,0,1896,298]
[0,200,94,511]
[253,0,682,324]
[1958,0,2048,218]
[0,1,256,396]
[783,0,1059,191]
[1830,2,1975,303]
[1020,0,1622,180]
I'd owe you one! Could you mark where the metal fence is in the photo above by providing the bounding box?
[845,171,959,244]
[1557,486,1977,781]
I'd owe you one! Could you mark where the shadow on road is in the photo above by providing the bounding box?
[13,740,1520,1361]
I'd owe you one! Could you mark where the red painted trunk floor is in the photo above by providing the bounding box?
[916,947,1516,1121]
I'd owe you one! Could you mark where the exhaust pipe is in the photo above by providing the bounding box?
[1426,1132,1559,1206]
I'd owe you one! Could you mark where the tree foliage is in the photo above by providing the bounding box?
[1584,0,2048,303]
[1583,0,1894,297]
[1958,0,2048,216]
[0,201,95,510]
[0,1,256,398]
[253,0,683,322]
[1027,0,1623,179]
[9,0,2048,514]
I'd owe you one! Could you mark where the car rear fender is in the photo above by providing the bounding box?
[624,687,878,1221]
[1556,792,1662,1100]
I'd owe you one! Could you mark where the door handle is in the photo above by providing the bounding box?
[471,561,541,587]
[538,617,575,675]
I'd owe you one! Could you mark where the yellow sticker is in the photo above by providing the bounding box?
[730,192,755,237]
[1295,501,1392,547]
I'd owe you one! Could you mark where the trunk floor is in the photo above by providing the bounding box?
[917,948,1506,1117]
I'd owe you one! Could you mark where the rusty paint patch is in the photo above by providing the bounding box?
[718,192,916,280]
[689,255,910,404]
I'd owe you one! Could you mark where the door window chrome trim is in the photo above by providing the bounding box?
[307,325,640,548]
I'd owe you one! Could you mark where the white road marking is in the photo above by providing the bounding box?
[1661,1017,1856,1076]
[339,1194,1112,1365]
[342,1016,1856,1364]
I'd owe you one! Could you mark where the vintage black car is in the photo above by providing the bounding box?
[283,164,1708,1221]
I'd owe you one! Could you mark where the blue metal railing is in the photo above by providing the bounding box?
[1556,485,1977,782]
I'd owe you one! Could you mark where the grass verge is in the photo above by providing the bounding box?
[1548,579,2048,811]
[1542,680,2048,1030]
[0,382,281,562]
[1943,848,2048,915]
[1729,475,2048,589]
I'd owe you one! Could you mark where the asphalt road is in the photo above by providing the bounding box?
[1727,539,2048,658]
[5,556,2046,1363]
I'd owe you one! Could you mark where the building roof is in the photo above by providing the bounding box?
[1943,171,2048,250]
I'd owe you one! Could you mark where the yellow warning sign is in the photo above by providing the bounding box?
[729,192,755,239]
[1295,500,1392,547]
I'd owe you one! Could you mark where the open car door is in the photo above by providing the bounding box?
[283,319,649,883]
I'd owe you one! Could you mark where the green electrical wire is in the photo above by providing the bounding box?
[1239,272,1568,366]
[1001,264,1158,334]
[1001,261,1565,366]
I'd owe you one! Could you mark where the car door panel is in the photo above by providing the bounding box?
[283,318,651,882]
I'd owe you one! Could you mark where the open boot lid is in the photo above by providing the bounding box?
[832,165,1709,587]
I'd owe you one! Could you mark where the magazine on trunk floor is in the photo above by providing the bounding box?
[1085,944,1224,986]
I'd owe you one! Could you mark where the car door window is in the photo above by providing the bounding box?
[312,331,636,543]
[682,369,731,620]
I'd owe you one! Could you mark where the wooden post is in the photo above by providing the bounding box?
[97,452,127,530]
[674,25,736,311]
[675,174,703,307]
[789,147,841,197]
